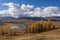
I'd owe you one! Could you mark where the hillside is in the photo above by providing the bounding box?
[0,21,60,40]
[12,29,60,40]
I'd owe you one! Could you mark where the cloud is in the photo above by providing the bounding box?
[0,2,60,18]
[42,6,59,17]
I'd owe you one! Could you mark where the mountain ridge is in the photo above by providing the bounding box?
[0,16,60,21]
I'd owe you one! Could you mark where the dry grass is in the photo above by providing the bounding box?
[0,19,60,40]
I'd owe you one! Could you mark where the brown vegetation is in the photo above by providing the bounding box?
[0,19,56,36]
[26,19,56,33]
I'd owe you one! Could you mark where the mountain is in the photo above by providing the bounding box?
[0,16,60,21]
[50,16,60,21]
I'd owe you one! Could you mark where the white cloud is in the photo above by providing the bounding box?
[0,2,60,18]
[21,4,34,11]
[42,6,59,17]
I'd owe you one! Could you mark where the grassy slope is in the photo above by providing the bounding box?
[12,28,60,40]
[0,21,60,40]
[12,21,60,40]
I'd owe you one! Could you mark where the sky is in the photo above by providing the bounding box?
[0,0,60,18]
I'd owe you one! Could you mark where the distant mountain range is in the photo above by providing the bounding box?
[0,16,60,21]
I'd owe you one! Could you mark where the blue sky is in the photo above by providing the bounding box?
[0,0,60,10]
[0,0,60,18]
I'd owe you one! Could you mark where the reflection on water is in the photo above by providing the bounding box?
[11,24,26,29]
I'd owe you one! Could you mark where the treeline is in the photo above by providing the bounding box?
[26,19,56,33]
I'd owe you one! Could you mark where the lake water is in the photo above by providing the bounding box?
[11,24,26,29]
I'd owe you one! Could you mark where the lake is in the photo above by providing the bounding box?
[11,24,26,29]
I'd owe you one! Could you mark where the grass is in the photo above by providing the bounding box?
[0,20,60,40]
